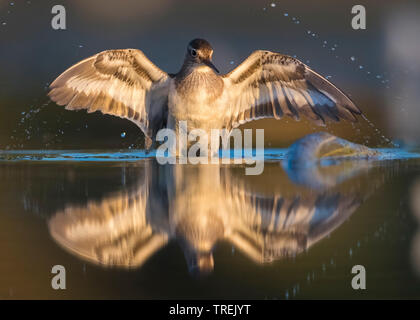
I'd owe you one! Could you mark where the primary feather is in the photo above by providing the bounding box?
[222,50,361,130]
[48,49,170,147]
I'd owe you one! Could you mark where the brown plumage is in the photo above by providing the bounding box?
[222,50,361,130]
[48,39,362,150]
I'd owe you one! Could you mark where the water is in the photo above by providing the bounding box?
[0,148,420,299]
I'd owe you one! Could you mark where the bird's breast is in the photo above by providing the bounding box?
[173,69,224,104]
[169,70,225,127]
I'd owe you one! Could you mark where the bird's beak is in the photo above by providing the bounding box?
[203,59,219,73]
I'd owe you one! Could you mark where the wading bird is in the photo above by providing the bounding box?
[48,38,361,153]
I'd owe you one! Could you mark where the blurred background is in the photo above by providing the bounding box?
[1,1,420,300]
[0,0,419,149]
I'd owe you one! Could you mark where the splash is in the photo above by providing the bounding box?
[262,3,404,147]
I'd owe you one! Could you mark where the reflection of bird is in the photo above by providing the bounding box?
[48,39,361,151]
[410,178,420,278]
[48,159,374,276]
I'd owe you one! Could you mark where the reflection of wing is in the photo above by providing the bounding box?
[221,154,388,264]
[222,51,361,129]
[46,149,386,274]
[48,174,168,268]
[48,49,170,145]
[223,185,361,263]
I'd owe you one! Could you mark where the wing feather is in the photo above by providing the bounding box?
[48,165,169,268]
[222,50,361,129]
[48,49,170,143]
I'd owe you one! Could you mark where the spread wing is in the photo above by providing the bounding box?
[48,49,171,145]
[223,187,360,263]
[48,183,169,268]
[222,50,362,129]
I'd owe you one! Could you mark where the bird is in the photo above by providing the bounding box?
[48,38,362,153]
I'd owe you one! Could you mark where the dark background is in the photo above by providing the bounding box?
[0,0,419,149]
[1,1,420,300]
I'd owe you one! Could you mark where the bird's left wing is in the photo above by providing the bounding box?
[222,180,361,263]
[48,49,171,146]
[222,50,361,129]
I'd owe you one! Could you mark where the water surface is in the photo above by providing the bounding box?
[0,149,420,299]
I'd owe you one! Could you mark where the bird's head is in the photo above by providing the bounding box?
[186,38,219,73]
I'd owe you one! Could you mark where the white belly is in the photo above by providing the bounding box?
[168,81,225,132]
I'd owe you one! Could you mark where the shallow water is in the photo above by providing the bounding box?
[0,149,420,299]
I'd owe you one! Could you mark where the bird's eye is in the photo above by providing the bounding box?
[190,49,197,57]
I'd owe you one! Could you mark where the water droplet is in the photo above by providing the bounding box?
[229,60,234,65]
[292,17,296,21]
[359,65,363,69]
[323,40,327,44]
[295,20,300,24]
[10,2,14,6]
[78,44,83,48]
[376,75,382,79]
[350,56,356,61]
[331,47,336,51]
[270,3,276,7]
[307,30,311,34]
[284,13,288,17]
[312,33,316,37]
[121,132,126,138]
[1,22,6,26]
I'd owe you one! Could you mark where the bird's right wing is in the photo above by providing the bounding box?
[48,49,171,146]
